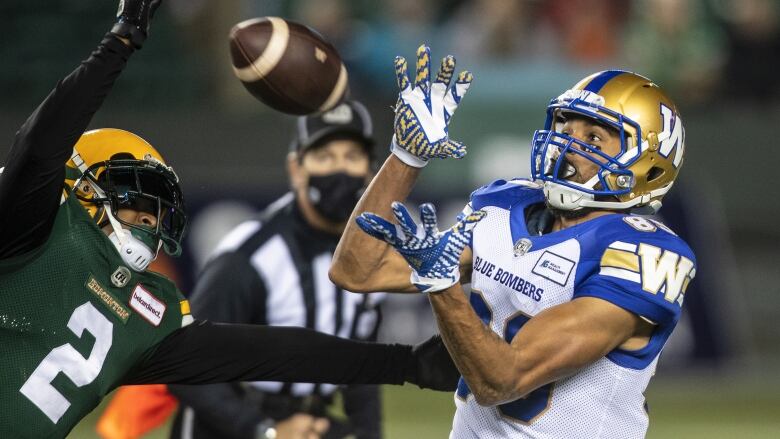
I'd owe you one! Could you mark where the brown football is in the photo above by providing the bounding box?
[229,17,349,115]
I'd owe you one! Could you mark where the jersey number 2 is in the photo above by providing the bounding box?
[19,302,113,423]
[456,292,554,424]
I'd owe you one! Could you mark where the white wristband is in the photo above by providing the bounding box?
[410,267,460,293]
[390,137,428,168]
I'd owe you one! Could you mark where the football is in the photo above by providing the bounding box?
[229,17,349,115]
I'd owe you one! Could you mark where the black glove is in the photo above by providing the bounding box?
[407,334,461,391]
[110,0,162,49]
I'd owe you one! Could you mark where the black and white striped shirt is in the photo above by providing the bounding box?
[204,193,384,394]
[169,193,385,438]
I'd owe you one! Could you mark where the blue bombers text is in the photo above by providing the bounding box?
[474,256,544,301]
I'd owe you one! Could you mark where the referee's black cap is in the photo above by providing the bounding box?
[291,100,374,156]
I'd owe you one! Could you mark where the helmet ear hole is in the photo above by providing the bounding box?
[77,181,92,194]
[647,166,665,182]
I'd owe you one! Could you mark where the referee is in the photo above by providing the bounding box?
[169,100,385,439]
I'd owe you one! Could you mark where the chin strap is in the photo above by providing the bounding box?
[101,197,157,272]
[543,180,671,215]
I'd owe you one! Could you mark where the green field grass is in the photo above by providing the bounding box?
[69,374,780,438]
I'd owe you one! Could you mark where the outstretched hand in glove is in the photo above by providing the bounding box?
[356,202,485,293]
[111,0,162,49]
[391,45,474,167]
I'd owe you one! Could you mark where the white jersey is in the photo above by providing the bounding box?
[451,179,696,439]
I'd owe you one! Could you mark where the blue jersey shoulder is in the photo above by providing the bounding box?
[573,215,697,370]
[469,178,545,211]
[578,214,696,266]
[575,214,696,324]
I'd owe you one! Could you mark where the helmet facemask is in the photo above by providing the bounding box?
[73,157,186,271]
[531,89,655,213]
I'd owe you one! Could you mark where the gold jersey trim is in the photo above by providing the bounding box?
[600,248,640,272]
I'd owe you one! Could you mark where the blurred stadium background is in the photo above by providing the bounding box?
[2,0,779,437]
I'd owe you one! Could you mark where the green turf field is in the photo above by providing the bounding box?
[68,373,780,438]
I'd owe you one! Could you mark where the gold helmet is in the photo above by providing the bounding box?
[66,128,187,258]
[531,70,685,213]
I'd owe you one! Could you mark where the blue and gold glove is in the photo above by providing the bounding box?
[391,45,474,168]
[356,202,485,293]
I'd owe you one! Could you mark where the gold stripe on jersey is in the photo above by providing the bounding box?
[180,299,191,315]
[600,248,640,272]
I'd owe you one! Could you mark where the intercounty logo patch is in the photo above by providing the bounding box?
[129,285,166,326]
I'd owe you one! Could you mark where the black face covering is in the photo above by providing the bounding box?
[307,172,366,222]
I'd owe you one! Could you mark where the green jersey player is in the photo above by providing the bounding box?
[0,2,458,437]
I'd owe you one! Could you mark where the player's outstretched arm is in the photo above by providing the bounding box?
[356,202,653,405]
[354,201,484,294]
[0,0,160,259]
[429,288,651,406]
[330,155,422,293]
[166,252,277,437]
[330,45,473,293]
[123,321,459,391]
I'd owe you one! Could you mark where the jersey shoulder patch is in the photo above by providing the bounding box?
[469,178,544,211]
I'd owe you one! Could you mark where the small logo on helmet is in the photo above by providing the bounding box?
[556,89,606,107]
[658,104,685,167]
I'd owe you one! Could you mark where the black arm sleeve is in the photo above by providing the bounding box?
[167,253,270,437]
[0,34,134,259]
[409,334,461,392]
[124,321,414,386]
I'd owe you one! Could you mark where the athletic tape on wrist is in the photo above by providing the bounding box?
[410,267,460,293]
[390,137,428,168]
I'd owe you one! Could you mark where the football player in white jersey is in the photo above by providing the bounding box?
[330,45,696,439]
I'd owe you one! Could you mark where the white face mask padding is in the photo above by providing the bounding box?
[104,206,157,272]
